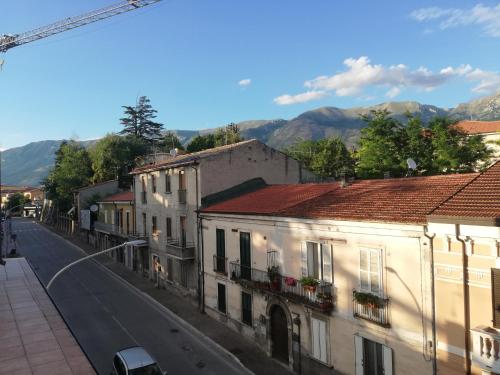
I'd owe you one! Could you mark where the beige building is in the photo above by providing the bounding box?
[199,171,489,375]
[427,161,500,375]
[456,120,500,161]
[0,185,44,209]
[130,139,313,294]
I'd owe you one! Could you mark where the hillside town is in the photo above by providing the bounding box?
[2,1,500,375]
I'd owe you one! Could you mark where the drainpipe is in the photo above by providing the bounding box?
[199,215,205,314]
[455,224,472,375]
[190,164,204,313]
[424,225,437,375]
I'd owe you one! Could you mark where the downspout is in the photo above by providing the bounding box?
[455,223,471,375]
[424,225,437,375]
[190,164,204,313]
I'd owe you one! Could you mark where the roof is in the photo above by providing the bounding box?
[74,180,117,192]
[455,120,500,135]
[131,139,259,174]
[100,191,134,203]
[201,173,479,225]
[429,161,500,223]
[117,347,155,369]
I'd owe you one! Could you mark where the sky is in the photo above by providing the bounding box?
[1,0,500,150]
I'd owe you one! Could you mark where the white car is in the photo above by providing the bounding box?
[112,346,166,375]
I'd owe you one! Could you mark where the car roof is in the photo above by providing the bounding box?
[117,346,156,369]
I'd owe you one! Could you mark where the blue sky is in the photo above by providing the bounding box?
[1,0,500,149]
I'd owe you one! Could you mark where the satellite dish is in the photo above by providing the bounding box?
[407,158,417,170]
[90,204,98,213]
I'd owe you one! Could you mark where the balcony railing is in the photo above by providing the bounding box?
[178,189,187,204]
[229,262,333,314]
[141,191,147,204]
[472,326,500,372]
[94,221,126,236]
[352,290,390,327]
[213,255,227,275]
[166,238,195,260]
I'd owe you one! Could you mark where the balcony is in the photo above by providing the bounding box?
[94,221,126,237]
[213,255,227,275]
[178,189,187,204]
[352,290,390,327]
[165,238,195,260]
[229,262,333,314]
[140,191,147,204]
[471,326,500,372]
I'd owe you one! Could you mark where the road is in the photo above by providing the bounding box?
[8,218,249,375]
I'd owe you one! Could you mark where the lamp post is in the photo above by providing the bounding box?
[46,239,146,290]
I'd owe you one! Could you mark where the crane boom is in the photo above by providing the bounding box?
[0,0,162,53]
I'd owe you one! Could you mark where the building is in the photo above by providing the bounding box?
[73,180,119,219]
[0,185,44,209]
[427,161,500,374]
[199,172,488,375]
[130,139,314,294]
[455,120,500,160]
[93,191,148,273]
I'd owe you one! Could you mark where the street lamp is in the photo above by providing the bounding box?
[46,239,146,290]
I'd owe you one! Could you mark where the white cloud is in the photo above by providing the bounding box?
[238,78,251,87]
[411,4,500,37]
[273,57,500,105]
[273,91,328,105]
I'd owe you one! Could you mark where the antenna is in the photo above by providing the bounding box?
[407,158,417,170]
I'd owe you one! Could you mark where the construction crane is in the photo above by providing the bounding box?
[0,0,162,54]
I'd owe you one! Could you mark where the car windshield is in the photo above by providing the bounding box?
[129,363,163,375]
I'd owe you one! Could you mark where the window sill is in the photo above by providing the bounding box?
[165,191,172,194]
[306,354,333,368]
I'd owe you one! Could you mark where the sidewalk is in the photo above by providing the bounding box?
[43,224,294,375]
[0,258,95,375]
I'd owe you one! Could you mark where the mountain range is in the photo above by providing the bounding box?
[3,93,500,186]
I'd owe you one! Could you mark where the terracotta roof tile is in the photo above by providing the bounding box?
[455,120,500,135]
[101,191,134,203]
[202,173,479,224]
[430,161,500,220]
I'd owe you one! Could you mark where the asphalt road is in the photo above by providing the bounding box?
[9,218,250,375]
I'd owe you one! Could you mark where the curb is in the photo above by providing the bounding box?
[36,221,255,375]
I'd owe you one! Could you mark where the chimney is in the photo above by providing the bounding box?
[339,172,348,188]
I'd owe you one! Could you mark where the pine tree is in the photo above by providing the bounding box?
[119,96,164,141]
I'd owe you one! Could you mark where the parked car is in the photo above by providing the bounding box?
[112,346,166,375]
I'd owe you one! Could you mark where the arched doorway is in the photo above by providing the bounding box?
[270,304,289,364]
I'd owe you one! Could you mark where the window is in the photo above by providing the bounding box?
[354,336,392,375]
[215,229,226,273]
[151,175,157,193]
[301,241,333,283]
[141,176,146,192]
[142,213,147,236]
[179,170,186,190]
[165,171,171,193]
[152,216,158,235]
[166,217,172,239]
[311,317,327,363]
[217,283,226,313]
[241,292,252,326]
[359,248,382,295]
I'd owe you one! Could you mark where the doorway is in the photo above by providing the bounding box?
[270,305,289,364]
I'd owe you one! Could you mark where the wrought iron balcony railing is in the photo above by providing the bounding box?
[178,189,187,204]
[352,290,390,327]
[166,238,195,260]
[229,261,333,314]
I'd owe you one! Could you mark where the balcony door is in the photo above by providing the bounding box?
[180,216,187,246]
[240,232,251,280]
[355,336,392,375]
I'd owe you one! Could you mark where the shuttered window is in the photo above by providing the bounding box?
[311,317,327,363]
[165,171,171,193]
[354,336,392,375]
[360,248,382,295]
[166,217,172,238]
[241,292,252,326]
[301,241,333,283]
[492,268,500,328]
[152,216,158,235]
[151,175,157,193]
[217,283,226,314]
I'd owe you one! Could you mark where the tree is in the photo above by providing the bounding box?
[6,193,30,212]
[186,134,216,153]
[357,110,407,178]
[214,123,243,147]
[161,131,184,151]
[284,137,355,178]
[42,140,93,211]
[89,134,149,185]
[119,96,164,141]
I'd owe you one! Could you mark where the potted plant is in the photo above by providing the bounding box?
[316,292,333,311]
[353,291,384,309]
[268,266,281,291]
[300,277,319,292]
[285,277,297,287]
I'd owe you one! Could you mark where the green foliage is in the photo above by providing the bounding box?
[5,192,30,211]
[353,291,384,308]
[186,123,243,153]
[42,140,93,211]
[300,276,319,287]
[356,110,493,178]
[284,136,355,178]
[160,131,185,151]
[89,134,148,184]
[83,193,101,210]
[119,96,164,141]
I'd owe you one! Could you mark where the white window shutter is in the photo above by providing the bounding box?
[354,335,364,375]
[301,242,308,277]
[321,244,333,283]
[312,318,320,360]
[319,319,327,363]
[359,249,369,291]
[383,345,393,375]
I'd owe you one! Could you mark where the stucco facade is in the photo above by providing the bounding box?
[132,140,313,293]
[201,213,435,375]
